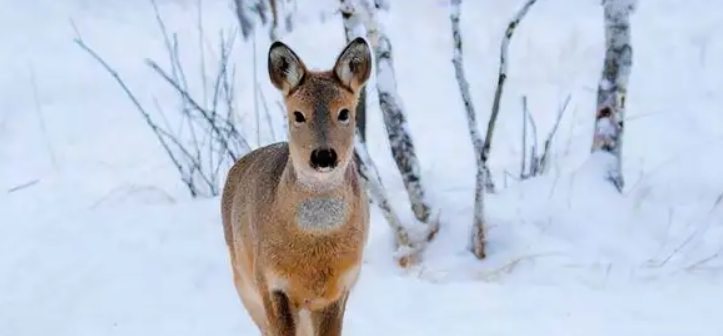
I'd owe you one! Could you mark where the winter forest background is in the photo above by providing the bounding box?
[1,0,722,335]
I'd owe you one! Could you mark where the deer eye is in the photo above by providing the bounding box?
[293,111,306,124]
[338,109,350,124]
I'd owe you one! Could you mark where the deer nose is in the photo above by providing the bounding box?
[310,148,338,170]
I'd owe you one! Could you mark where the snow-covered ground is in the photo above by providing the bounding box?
[2,0,722,335]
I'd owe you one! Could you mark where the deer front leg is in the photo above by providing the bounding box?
[259,289,296,336]
[311,291,349,336]
[255,269,296,336]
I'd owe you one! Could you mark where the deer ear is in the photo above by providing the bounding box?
[268,41,307,95]
[333,37,372,92]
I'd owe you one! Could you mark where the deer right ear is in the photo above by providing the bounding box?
[268,41,307,95]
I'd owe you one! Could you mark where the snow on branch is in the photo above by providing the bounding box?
[592,0,636,192]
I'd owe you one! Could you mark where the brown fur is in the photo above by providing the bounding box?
[221,38,372,336]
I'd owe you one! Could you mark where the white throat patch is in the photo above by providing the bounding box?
[296,197,349,230]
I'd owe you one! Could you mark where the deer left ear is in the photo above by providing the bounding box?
[333,37,372,93]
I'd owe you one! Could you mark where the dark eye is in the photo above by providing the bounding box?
[338,109,350,123]
[293,111,306,123]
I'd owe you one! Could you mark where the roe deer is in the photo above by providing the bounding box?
[221,37,372,336]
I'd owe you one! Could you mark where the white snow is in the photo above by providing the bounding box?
[2,0,723,335]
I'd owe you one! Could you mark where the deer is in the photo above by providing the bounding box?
[221,37,372,336]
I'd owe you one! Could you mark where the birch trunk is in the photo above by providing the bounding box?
[483,0,537,190]
[353,133,414,253]
[374,29,435,226]
[592,0,635,192]
[340,1,369,141]
[340,0,423,264]
[451,0,537,259]
[450,0,487,259]
[340,0,436,228]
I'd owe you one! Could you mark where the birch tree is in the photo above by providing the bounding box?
[369,8,437,228]
[340,0,439,265]
[449,0,487,259]
[339,1,415,263]
[592,0,635,191]
[340,0,372,141]
[449,0,537,259]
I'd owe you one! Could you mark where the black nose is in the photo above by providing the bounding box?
[310,148,338,170]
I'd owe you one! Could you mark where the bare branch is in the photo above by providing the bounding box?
[7,179,40,193]
[28,63,58,171]
[518,94,569,179]
[539,94,571,174]
[73,33,202,197]
[523,96,539,175]
[520,95,528,179]
[73,7,254,199]
[145,59,248,160]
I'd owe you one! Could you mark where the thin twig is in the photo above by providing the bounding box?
[257,84,276,142]
[146,59,243,161]
[8,179,40,193]
[523,95,539,175]
[252,30,262,147]
[520,95,528,179]
[28,62,59,171]
[539,94,571,173]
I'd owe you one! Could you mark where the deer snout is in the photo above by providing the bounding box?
[309,148,338,172]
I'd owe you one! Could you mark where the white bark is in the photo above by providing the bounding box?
[338,0,440,266]
[354,132,414,251]
[341,0,436,227]
[450,0,487,259]
[592,0,635,191]
[340,1,416,257]
[339,0,371,141]
[451,0,537,259]
[485,0,537,185]
[374,32,436,226]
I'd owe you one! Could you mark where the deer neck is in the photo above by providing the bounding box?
[278,157,358,231]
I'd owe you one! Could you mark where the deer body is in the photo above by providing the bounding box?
[221,38,372,336]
